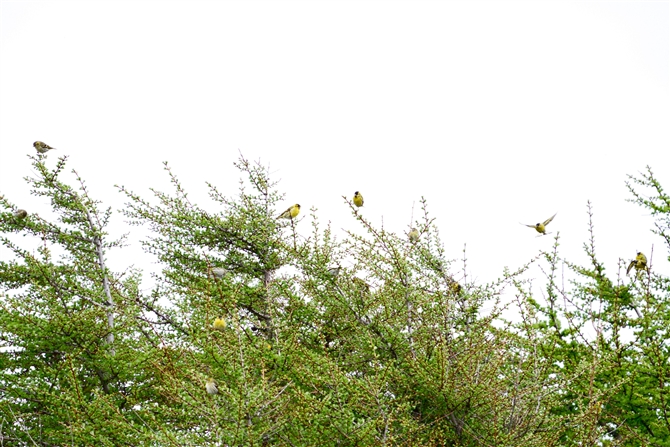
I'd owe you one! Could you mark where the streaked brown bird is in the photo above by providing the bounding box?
[33,141,56,154]
[352,277,371,293]
[205,377,218,395]
[14,209,28,219]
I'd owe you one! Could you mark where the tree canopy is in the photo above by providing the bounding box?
[1,154,669,446]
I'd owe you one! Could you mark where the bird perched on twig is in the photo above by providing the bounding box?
[327,265,342,278]
[212,318,226,331]
[626,252,647,276]
[409,228,420,244]
[212,267,227,279]
[521,213,557,235]
[352,277,371,294]
[33,141,56,154]
[353,191,364,207]
[446,277,462,295]
[14,209,28,220]
[205,377,218,395]
[277,204,301,219]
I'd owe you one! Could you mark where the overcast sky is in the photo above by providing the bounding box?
[1,1,668,296]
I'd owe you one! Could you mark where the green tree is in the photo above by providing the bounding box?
[2,154,667,446]
[0,155,153,445]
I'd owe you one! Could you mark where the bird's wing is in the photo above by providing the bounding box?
[626,260,635,275]
[277,208,290,218]
[542,213,557,226]
[520,223,535,228]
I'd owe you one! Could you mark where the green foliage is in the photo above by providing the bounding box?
[1,156,668,446]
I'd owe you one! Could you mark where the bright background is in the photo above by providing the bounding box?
[1,1,668,294]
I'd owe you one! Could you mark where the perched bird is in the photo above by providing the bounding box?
[277,204,301,219]
[522,213,557,235]
[353,191,364,207]
[212,267,227,279]
[352,277,371,294]
[447,277,462,295]
[351,277,371,306]
[408,228,420,244]
[626,252,647,276]
[205,377,218,395]
[33,141,56,154]
[14,209,28,220]
[212,317,227,331]
[327,265,342,278]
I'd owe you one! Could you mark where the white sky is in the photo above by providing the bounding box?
[1,1,668,295]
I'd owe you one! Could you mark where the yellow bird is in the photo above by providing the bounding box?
[14,209,28,219]
[408,228,420,244]
[353,191,364,207]
[205,377,218,395]
[212,317,227,331]
[522,213,557,235]
[33,141,56,154]
[446,277,462,295]
[626,252,647,276]
[277,204,300,219]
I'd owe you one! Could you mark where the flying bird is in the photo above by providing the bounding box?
[33,141,56,154]
[277,204,301,220]
[521,213,557,235]
[353,191,364,207]
[626,252,647,276]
